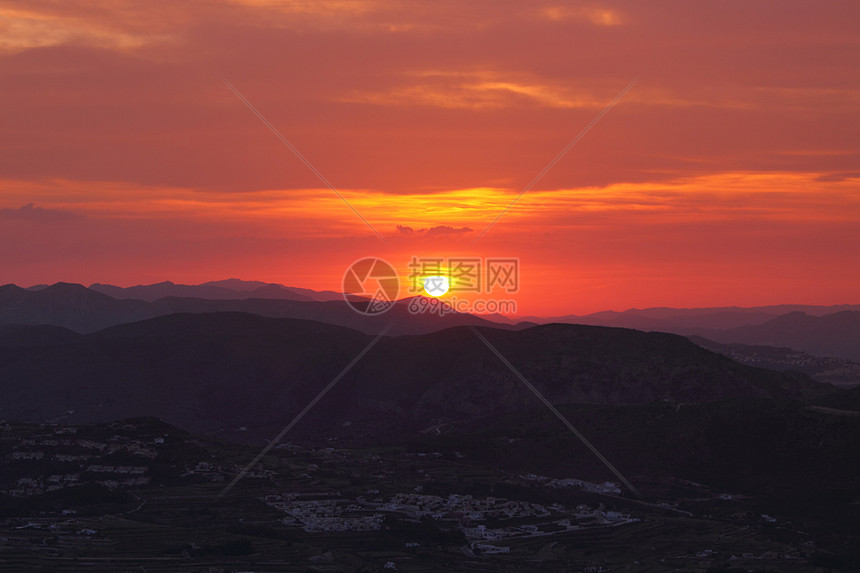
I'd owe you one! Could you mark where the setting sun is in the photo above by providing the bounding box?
[422,275,450,296]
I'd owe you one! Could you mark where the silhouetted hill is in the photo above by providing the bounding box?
[532,306,860,368]
[89,280,315,302]
[90,278,346,302]
[202,279,345,302]
[557,308,781,331]
[0,313,829,441]
[346,323,829,420]
[0,283,515,336]
[533,304,860,333]
[0,283,152,332]
[141,295,516,336]
[0,324,82,347]
[812,385,860,413]
[700,311,860,362]
[428,397,860,506]
[200,278,277,291]
[689,336,860,388]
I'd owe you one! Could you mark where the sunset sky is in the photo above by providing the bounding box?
[1,0,858,315]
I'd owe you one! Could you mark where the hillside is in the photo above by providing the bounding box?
[0,283,152,333]
[0,313,830,441]
[701,311,860,362]
[689,336,860,388]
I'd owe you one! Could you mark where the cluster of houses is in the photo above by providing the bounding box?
[545,478,621,495]
[382,492,551,522]
[264,494,385,532]
[261,488,637,549]
[180,460,225,481]
[461,504,636,546]
[1,424,164,497]
[520,473,622,494]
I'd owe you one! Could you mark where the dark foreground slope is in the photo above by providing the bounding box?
[1,315,858,572]
[0,312,830,440]
[2,413,858,573]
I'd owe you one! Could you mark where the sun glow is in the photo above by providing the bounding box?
[422,275,450,296]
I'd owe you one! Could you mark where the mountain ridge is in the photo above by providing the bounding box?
[0,282,522,336]
[4,281,859,362]
[0,312,832,442]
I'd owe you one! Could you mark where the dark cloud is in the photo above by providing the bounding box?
[815,172,860,183]
[423,225,472,236]
[396,224,472,236]
[0,203,86,222]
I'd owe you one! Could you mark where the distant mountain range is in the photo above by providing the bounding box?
[692,310,860,362]
[522,306,860,365]
[0,312,832,442]
[3,280,860,379]
[86,279,345,303]
[527,304,860,331]
[1,282,527,336]
[689,336,860,388]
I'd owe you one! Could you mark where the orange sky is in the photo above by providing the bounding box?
[1,0,858,315]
